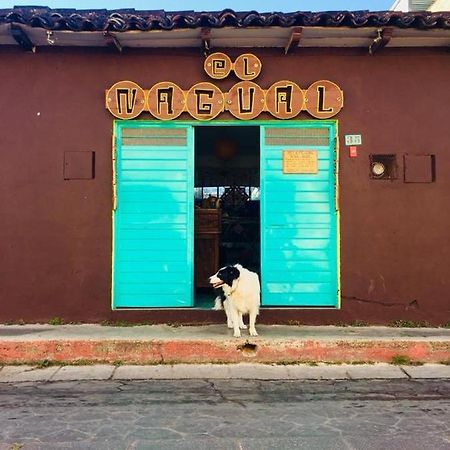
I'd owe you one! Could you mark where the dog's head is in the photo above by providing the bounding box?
[209,265,240,289]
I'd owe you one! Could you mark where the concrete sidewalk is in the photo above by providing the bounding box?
[0,363,449,383]
[1,324,449,365]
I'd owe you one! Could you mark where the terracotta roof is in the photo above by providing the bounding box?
[1,7,449,32]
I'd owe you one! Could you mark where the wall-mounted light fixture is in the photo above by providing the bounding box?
[371,161,386,178]
[369,154,397,180]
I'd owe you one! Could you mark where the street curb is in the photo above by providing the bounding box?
[1,338,449,365]
[0,363,449,383]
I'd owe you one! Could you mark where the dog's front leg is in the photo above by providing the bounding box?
[238,313,247,329]
[249,310,258,336]
[223,300,233,329]
[229,308,241,338]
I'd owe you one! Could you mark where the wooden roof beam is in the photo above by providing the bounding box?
[285,27,302,54]
[104,31,122,52]
[10,23,35,52]
[201,27,211,56]
[369,27,394,55]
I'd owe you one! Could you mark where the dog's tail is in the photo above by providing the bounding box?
[212,296,224,310]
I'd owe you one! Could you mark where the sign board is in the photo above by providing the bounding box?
[105,53,344,121]
[283,150,318,174]
[345,134,362,146]
[204,53,262,80]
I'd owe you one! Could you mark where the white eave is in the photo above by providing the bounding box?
[1,23,450,49]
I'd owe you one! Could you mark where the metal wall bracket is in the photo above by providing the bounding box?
[369,27,393,55]
[201,27,211,57]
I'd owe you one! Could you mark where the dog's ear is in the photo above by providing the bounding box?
[230,266,240,282]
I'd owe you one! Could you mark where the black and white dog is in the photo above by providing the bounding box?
[209,264,260,338]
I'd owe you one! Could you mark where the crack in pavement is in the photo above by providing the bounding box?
[207,380,247,408]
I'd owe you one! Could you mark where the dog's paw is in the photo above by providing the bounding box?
[249,329,258,337]
[227,323,234,329]
[239,324,247,329]
[233,330,241,338]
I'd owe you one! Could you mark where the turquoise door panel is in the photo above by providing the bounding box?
[260,123,338,307]
[113,123,194,308]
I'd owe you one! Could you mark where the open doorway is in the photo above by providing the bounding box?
[194,126,260,307]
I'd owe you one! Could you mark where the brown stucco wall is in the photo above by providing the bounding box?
[0,46,449,325]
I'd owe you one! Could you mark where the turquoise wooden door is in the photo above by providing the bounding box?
[260,123,339,307]
[113,123,194,308]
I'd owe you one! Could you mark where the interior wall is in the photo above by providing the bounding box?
[195,126,260,188]
[195,126,259,169]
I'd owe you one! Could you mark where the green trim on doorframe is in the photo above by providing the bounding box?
[114,119,338,128]
[335,120,341,310]
[260,122,339,307]
[112,121,195,309]
[111,119,341,310]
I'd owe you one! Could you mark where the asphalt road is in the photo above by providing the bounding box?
[1,379,449,450]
